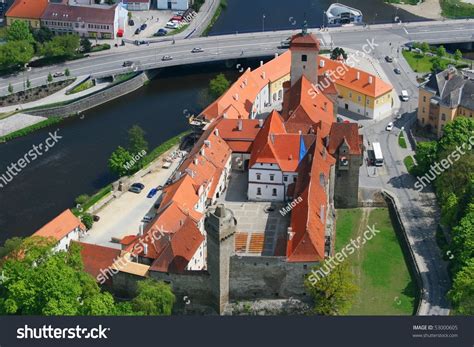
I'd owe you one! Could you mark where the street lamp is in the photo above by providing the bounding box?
[262,14,265,32]
[323,11,326,29]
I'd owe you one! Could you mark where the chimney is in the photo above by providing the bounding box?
[261,71,266,80]
[214,128,219,137]
[322,147,327,159]
[320,205,325,222]
[288,154,293,160]
[275,52,279,58]
[323,102,327,111]
[260,60,264,66]
[356,71,360,80]
[287,227,294,240]
[234,93,239,101]
[237,119,243,131]
[194,157,199,165]
[143,243,148,255]
[319,173,325,188]
[320,60,325,68]
[223,112,227,118]
[244,78,248,86]
[324,135,330,148]
[270,133,275,144]
[298,130,302,135]
[200,148,205,156]
[204,140,211,148]
[368,76,373,84]
[258,118,264,128]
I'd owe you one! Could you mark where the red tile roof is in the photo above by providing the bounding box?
[33,209,85,241]
[6,0,48,19]
[74,241,121,282]
[213,117,261,153]
[41,3,117,25]
[290,32,321,51]
[328,122,363,155]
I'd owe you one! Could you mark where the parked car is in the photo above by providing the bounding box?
[154,202,161,209]
[93,215,100,222]
[396,113,402,120]
[385,56,394,63]
[171,15,183,21]
[147,188,158,198]
[122,60,134,67]
[386,122,394,131]
[156,185,164,191]
[400,89,409,101]
[140,23,147,31]
[154,28,168,36]
[191,47,204,53]
[131,183,145,190]
[129,186,142,194]
[394,68,401,74]
[336,116,343,123]
[128,19,134,26]
[165,22,178,29]
[53,71,65,78]
[162,55,173,61]
[142,215,153,223]
[134,28,141,35]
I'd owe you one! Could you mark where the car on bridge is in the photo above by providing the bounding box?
[122,61,134,67]
[191,47,204,53]
[53,72,65,78]
[162,55,173,61]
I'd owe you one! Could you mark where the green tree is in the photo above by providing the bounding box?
[432,58,443,72]
[80,37,92,53]
[7,83,13,94]
[305,261,358,315]
[436,45,446,58]
[131,279,175,315]
[75,194,90,206]
[0,40,34,69]
[450,211,474,273]
[448,259,474,315]
[454,49,463,62]
[128,125,148,155]
[42,35,80,58]
[209,73,230,100]
[32,27,53,44]
[420,42,430,53]
[65,68,70,77]
[0,237,23,259]
[413,141,437,175]
[47,73,53,83]
[26,78,31,89]
[0,237,116,315]
[330,47,348,60]
[108,146,133,177]
[81,213,94,230]
[438,118,474,152]
[6,20,34,42]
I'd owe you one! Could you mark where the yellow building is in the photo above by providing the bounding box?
[417,68,474,138]
[5,0,49,29]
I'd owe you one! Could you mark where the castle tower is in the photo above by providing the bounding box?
[290,21,320,87]
[205,204,236,315]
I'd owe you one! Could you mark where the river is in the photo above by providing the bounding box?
[208,0,428,35]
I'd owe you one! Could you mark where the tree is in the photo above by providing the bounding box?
[450,211,474,273]
[305,261,358,315]
[209,73,230,100]
[420,42,430,53]
[413,141,437,175]
[330,47,348,60]
[0,237,23,259]
[41,35,80,58]
[438,117,474,152]
[0,237,117,315]
[32,27,53,44]
[6,20,34,42]
[81,213,94,230]
[75,194,90,206]
[454,49,463,62]
[7,83,13,94]
[431,58,443,72]
[0,40,34,69]
[130,279,175,315]
[128,125,148,155]
[108,146,133,177]
[65,68,70,77]
[436,45,446,58]
[448,259,474,315]
[47,73,53,83]
[80,37,92,53]
[26,78,31,89]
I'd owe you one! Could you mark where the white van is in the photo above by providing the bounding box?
[401,90,409,101]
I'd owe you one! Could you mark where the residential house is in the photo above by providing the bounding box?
[5,0,49,28]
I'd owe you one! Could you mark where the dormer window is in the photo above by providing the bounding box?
[302,54,307,62]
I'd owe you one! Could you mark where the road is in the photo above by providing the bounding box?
[350,38,451,315]
[1,19,473,95]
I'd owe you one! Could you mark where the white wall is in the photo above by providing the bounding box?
[186,240,206,271]
[54,227,84,252]
[157,0,189,10]
[248,182,285,201]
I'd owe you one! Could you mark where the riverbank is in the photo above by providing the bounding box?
[389,0,443,20]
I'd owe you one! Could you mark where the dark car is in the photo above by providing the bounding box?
[122,61,134,67]
[154,28,167,36]
[156,185,163,191]
[147,188,158,198]
[385,56,394,63]
[134,28,141,35]
[140,23,147,31]
[128,19,134,26]
[394,68,401,75]
[131,183,145,190]
[129,186,142,194]
[93,215,100,222]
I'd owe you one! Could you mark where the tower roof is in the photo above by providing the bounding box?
[290,32,320,51]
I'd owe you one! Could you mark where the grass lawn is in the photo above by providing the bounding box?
[440,0,474,18]
[336,208,416,315]
[67,79,95,95]
[167,24,190,36]
[402,50,469,73]
[399,132,407,149]
[404,155,416,174]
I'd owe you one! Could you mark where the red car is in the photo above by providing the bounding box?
[171,16,183,21]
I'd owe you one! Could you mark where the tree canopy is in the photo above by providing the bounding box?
[0,40,34,69]
[6,21,34,42]
[330,47,348,60]
[209,73,230,100]
[108,146,133,177]
[128,125,148,155]
[305,261,358,315]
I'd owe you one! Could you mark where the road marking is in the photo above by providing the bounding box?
[406,28,472,35]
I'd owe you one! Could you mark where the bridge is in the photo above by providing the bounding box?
[1,19,473,95]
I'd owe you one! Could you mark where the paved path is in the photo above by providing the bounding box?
[0,113,46,137]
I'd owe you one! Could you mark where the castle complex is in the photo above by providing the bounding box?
[33,28,397,314]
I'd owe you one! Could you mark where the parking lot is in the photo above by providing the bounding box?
[125,10,185,39]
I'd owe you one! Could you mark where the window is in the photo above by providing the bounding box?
[256,173,261,180]
[270,174,275,181]
[423,96,426,102]
[257,188,262,196]
[357,96,361,102]
[441,113,446,121]
[283,175,288,182]
[302,54,307,62]
[422,107,425,113]
[293,177,297,183]
[366,99,370,105]
[349,92,352,98]
[272,188,277,196]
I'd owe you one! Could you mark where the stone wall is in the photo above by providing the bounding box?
[25,73,149,118]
